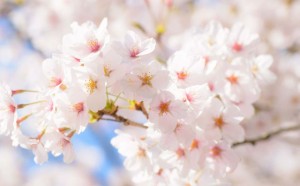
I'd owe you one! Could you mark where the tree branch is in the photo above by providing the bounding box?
[99,108,148,129]
[102,115,148,129]
[134,101,149,119]
[232,124,300,147]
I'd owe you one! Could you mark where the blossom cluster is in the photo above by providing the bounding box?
[112,22,275,185]
[0,16,275,185]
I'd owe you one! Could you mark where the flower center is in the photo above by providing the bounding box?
[176,148,185,158]
[9,104,16,113]
[87,39,100,53]
[138,73,153,87]
[158,101,171,115]
[176,70,188,80]
[130,47,140,58]
[50,77,62,87]
[214,116,224,128]
[232,42,243,52]
[137,147,146,157]
[73,102,84,114]
[190,139,199,150]
[103,65,113,77]
[227,74,239,84]
[210,146,222,157]
[85,79,97,94]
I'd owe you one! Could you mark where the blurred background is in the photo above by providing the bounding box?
[1,0,300,186]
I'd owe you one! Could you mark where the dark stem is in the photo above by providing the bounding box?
[232,125,300,147]
[99,108,148,129]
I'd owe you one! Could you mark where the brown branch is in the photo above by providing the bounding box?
[134,101,149,119]
[99,108,148,129]
[102,115,147,129]
[232,125,300,147]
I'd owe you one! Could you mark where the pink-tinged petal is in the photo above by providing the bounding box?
[97,17,108,34]
[33,144,48,164]
[138,38,156,56]
[112,41,129,57]
[87,89,106,112]
[222,150,239,173]
[124,31,140,49]
[63,143,75,164]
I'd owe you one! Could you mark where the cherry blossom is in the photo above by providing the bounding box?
[113,31,156,62]
[149,91,187,126]
[111,129,151,172]
[0,12,276,185]
[167,51,205,87]
[54,90,89,133]
[43,129,75,164]
[0,82,17,136]
[62,18,109,60]
[198,97,245,142]
[121,61,170,101]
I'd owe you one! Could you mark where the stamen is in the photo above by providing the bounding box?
[176,147,185,158]
[227,74,239,84]
[210,146,222,157]
[138,73,153,87]
[232,42,243,52]
[73,102,84,114]
[176,70,188,80]
[87,39,101,53]
[214,115,224,128]
[190,139,199,150]
[85,78,97,94]
[130,46,140,58]
[158,101,171,115]
[103,65,113,77]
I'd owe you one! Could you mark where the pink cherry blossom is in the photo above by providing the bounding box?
[113,31,156,62]
[62,18,109,60]
[0,82,17,136]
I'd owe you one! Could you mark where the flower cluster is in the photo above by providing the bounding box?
[112,22,275,185]
[0,17,274,185]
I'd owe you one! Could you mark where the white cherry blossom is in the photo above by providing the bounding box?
[62,18,109,60]
[0,82,17,136]
[54,90,89,133]
[43,129,75,164]
[121,61,170,101]
[0,13,277,186]
[113,31,156,62]
[149,91,187,126]
[198,97,245,142]
[168,51,205,87]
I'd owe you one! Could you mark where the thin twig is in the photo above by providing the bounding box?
[134,101,149,119]
[101,116,147,129]
[99,109,148,129]
[232,125,300,147]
